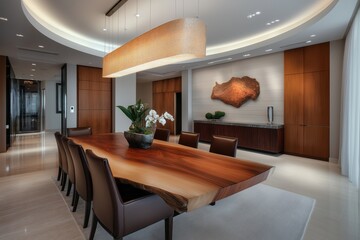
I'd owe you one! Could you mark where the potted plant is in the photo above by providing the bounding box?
[205,111,225,120]
[117,99,174,149]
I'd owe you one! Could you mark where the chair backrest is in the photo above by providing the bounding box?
[54,132,63,168]
[86,149,124,236]
[209,135,238,157]
[154,128,170,141]
[67,127,92,137]
[68,140,92,201]
[55,132,68,173]
[61,136,75,183]
[178,131,200,148]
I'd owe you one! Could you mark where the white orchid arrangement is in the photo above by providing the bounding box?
[117,99,174,135]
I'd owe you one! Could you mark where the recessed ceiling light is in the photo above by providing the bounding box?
[30,74,34,77]
[135,13,140,17]
[32,63,36,66]
[310,34,316,38]
[247,11,261,19]
[31,69,36,71]
[16,33,24,37]
[38,45,44,48]
[243,54,251,57]
[103,28,107,31]
[266,19,280,26]
[0,17,8,21]
[306,40,312,44]
[265,49,272,52]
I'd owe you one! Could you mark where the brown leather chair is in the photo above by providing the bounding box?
[178,131,200,148]
[86,149,174,240]
[68,140,92,228]
[209,135,238,157]
[55,132,69,191]
[54,132,63,181]
[67,127,92,137]
[154,128,170,141]
[61,136,76,201]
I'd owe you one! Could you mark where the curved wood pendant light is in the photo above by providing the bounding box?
[103,18,206,78]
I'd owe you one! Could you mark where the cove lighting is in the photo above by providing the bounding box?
[208,58,233,65]
[103,18,206,78]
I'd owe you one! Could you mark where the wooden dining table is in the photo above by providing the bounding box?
[71,132,274,212]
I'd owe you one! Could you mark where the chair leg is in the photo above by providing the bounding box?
[66,180,72,196]
[89,213,98,240]
[72,192,79,212]
[71,187,77,207]
[83,200,91,228]
[165,216,173,240]
[61,173,67,191]
[210,202,216,206]
[57,167,62,181]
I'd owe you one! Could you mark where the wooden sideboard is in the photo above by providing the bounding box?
[194,120,284,154]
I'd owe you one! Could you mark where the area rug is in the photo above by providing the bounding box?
[59,183,315,240]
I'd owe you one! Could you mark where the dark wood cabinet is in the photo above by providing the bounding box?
[194,120,284,154]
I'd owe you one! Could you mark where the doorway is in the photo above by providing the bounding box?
[18,80,41,133]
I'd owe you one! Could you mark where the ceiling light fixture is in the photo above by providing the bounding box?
[31,69,36,71]
[16,34,24,37]
[310,34,316,37]
[38,45,44,48]
[306,40,312,43]
[32,63,36,66]
[208,58,233,65]
[265,49,272,52]
[243,54,251,57]
[103,28,107,31]
[103,18,206,78]
[135,13,140,17]
[0,17,8,21]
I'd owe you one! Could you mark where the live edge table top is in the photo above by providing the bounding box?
[71,133,273,212]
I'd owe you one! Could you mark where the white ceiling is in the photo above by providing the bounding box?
[0,0,359,82]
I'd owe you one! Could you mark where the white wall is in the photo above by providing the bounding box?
[136,82,153,108]
[113,74,136,132]
[66,64,77,128]
[182,69,193,131]
[330,40,344,162]
[192,52,284,124]
[44,80,61,130]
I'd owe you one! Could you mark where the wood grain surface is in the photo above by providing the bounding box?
[71,133,273,212]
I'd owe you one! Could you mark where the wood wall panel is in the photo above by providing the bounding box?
[304,71,330,126]
[284,48,304,74]
[284,125,304,155]
[152,77,181,135]
[284,74,304,125]
[77,66,112,134]
[304,42,329,73]
[284,42,329,160]
[303,126,329,159]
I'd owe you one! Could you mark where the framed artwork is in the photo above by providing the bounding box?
[56,83,62,113]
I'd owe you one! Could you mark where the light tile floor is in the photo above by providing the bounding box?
[0,132,359,240]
